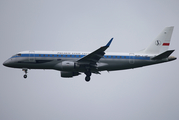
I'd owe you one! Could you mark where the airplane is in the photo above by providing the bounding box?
[3,26,177,82]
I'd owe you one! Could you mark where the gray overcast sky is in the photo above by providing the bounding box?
[0,0,179,120]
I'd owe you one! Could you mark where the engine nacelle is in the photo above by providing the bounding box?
[54,61,79,71]
[61,71,80,78]
[61,61,75,71]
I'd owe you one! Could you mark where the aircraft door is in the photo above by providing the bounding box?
[129,53,135,64]
[29,51,35,62]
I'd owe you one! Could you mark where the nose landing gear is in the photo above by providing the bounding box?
[24,74,27,78]
[22,69,28,79]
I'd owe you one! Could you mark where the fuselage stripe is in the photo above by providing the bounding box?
[11,54,150,60]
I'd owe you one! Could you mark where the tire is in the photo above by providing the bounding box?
[24,75,27,78]
[85,76,90,82]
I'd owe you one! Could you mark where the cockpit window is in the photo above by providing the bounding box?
[17,54,21,56]
[12,54,21,57]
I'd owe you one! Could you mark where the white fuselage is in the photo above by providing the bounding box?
[3,50,175,72]
[2,27,177,81]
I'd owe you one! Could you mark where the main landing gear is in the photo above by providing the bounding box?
[22,69,28,79]
[85,70,91,82]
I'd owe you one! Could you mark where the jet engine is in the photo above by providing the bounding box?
[54,61,80,71]
[61,71,80,78]
[61,61,75,70]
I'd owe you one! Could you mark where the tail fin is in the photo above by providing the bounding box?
[144,26,174,54]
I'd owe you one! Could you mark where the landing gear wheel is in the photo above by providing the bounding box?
[22,69,28,79]
[85,68,91,82]
[24,74,27,78]
[85,76,90,82]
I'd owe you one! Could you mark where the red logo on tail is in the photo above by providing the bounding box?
[163,43,170,46]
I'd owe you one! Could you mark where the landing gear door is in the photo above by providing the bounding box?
[129,53,135,64]
[29,51,35,62]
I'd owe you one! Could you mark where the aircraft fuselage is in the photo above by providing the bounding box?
[3,51,176,72]
[3,26,177,81]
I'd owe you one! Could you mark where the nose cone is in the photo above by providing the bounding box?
[3,59,11,67]
[3,61,8,66]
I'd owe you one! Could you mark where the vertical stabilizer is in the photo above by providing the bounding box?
[144,26,174,54]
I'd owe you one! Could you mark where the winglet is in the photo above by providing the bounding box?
[106,38,113,47]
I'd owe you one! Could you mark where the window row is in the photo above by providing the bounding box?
[37,54,129,59]
[15,54,149,59]
[104,56,127,58]
[38,54,83,57]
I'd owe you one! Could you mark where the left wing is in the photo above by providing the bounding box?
[77,38,113,65]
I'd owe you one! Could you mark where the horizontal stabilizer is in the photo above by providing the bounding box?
[152,50,175,60]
